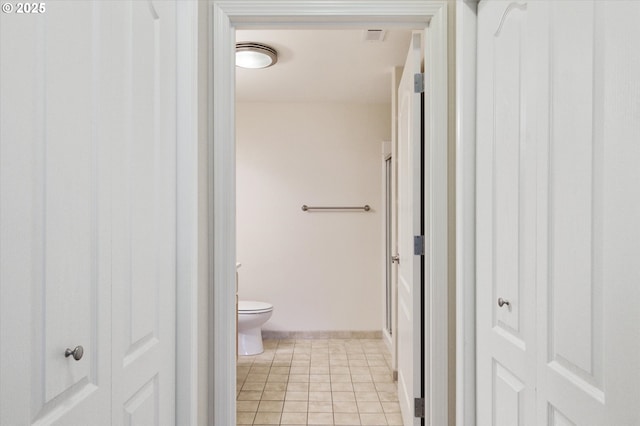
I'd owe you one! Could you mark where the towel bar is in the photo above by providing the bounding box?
[301,204,371,212]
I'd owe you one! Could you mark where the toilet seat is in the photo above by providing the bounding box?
[239,300,273,314]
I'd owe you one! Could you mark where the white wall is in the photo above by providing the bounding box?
[237,102,390,332]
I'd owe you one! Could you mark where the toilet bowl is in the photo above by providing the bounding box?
[238,300,273,356]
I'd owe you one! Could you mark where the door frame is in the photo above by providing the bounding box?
[455,1,479,425]
[208,1,449,425]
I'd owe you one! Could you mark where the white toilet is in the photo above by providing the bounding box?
[237,300,273,356]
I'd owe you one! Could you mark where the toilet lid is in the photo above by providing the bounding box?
[239,300,273,313]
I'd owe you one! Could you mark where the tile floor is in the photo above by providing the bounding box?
[236,338,403,426]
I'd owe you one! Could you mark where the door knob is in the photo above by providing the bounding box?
[497,298,510,308]
[64,345,84,361]
[391,255,400,264]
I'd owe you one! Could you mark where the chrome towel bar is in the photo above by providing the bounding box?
[301,204,371,212]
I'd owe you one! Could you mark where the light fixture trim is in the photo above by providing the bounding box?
[235,42,278,69]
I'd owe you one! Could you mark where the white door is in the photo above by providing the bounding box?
[477,1,640,424]
[109,1,177,424]
[0,1,177,424]
[396,32,424,426]
[476,2,537,424]
[0,3,112,424]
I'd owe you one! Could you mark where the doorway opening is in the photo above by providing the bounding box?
[209,2,450,425]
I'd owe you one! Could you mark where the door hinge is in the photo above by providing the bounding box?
[413,235,425,256]
[414,397,425,418]
[414,73,425,93]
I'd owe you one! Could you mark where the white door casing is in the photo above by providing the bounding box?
[477,1,640,425]
[397,32,424,426]
[0,1,178,424]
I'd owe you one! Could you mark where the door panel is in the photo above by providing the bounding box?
[536,2,604,424]
[396,32,423,426]
[478,2,640,425]
[0,1,177,424]
[110,1,177,424]
[477,2,536,424]
[493,363,525,426]
[0,2,111,424]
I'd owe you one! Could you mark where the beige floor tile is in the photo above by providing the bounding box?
[267,374,289,383]
[264,382,287,391]
[352,383,376,392]
[331,374,351,383]
[237,390,262,401]
[348,360,368,367]
[270,366,290,375]
[261,390,285,401]
[253,411,282,425]
[331,366,350,375]
[333,401,359,413]
[250,366,271,374]
[385,413,404,425]
[332,391,356,402]
[310,374,331,383]
[372,374,392,383]
[351,374,373,383]
[287,382,309,392]
[308,401,333,413]
[355,392,379,402]
[283,400,308,413]
[309,391,332,402]
[290,366,310,375]
[334,412,361,425]
[280,412,308,424]
[310,382,332,392]
[347,353,366,360]
[374,382,396,393]
[349,367,370,376]
[242,382,266,392]
[307,412,334,425]
[236,400,259,412]
[258,400,284,412]
[331,382,354,392]
[357,401,383,414]
[359,413,388,425]
[245,373,268,383]
[377,392,397,402]
[310,366,330,374]
[285,391,309,401]
[236,411,256,425]
[381,402,400,413]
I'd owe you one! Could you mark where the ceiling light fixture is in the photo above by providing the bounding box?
[235,42,278,69]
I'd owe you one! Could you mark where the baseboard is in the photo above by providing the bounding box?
[262,330,383,340]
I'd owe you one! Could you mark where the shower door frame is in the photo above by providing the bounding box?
[208,1,450,425]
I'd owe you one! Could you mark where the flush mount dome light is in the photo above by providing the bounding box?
[236,42,278,69]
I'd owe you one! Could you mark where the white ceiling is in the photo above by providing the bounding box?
[236,29,413,104]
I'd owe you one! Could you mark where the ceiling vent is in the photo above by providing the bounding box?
[363,29,387,42]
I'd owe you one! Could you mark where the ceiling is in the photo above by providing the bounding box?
[235,29,413,104]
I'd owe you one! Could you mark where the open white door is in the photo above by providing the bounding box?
[477,1,640,424]
[397,32,424,426]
